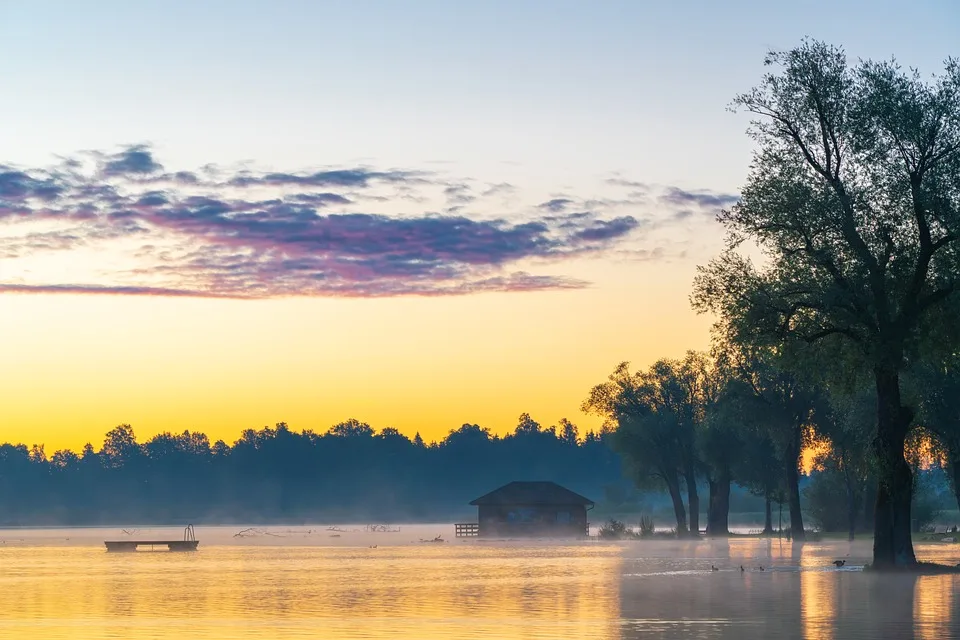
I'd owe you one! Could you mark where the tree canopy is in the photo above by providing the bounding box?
[691,39,960,568]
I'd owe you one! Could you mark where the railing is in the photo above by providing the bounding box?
[184,524,196,542]
[455,523,479,537]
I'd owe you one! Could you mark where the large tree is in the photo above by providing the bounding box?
[698,383,742,537]
[583,362,690,535]
[584,353,720,537]
[692,41,960,568]
[643,354,710,536]
[721,342,818,540]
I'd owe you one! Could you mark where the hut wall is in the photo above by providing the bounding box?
[477,504,587,537]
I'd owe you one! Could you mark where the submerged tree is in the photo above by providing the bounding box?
[722,343,819,540]
[584,353,722,537]
[583,362,690,535]
[692,41,960,568]
[699,384,742,537]
[642,354,711,536]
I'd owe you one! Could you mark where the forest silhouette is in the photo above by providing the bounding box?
[0,416,622,526]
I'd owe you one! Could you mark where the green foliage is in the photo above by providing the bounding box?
[692,42,960,369]
[691,38,960,565]
[598,518,629,539]
[583,353,722,534]
[582,362,679,491]
[804,464,855,532]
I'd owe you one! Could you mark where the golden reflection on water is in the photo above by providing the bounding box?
[3,532,960,639]
[799,546,837,640]
[914,574,955,639]
[0,543,622,640]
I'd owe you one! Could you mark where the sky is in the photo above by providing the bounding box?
[0,0,957,452]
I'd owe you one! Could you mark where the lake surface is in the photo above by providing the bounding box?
[0,525,958,639]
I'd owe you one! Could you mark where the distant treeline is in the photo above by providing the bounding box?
[0,415,624,526]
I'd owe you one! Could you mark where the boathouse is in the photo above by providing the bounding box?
[456,481,593,538]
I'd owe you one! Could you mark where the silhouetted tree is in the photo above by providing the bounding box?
[692,40,960,568]
[558,418,579,446]
[514,413,542,434]
[101,424,141,469]
[584,362,692,536]
[716,340,818,540]
[699,376,743,537]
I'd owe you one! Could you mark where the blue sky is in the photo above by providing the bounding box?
[2,0,956,193]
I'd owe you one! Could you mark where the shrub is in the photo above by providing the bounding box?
[598,518,628,539]
[638,514,655,537]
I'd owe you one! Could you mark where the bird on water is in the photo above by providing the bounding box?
[711,565,719,571]
[832,559,846,567]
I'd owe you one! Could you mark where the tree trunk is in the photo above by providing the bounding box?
[784,439,805,541]
[706,479,716,537]
[861,479,877,533]
[706,471,730,537]
[665,473,688,537]
[948,447,960,514]
[844,466,857,542]
[763,494,773,534]
[684,466,700,537]
[872,366,917,568]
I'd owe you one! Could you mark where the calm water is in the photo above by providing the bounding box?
[0,525,958,639]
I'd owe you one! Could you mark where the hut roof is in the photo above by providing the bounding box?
[469,481,593,507]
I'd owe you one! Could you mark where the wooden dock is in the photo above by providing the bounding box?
[105,525,199,552]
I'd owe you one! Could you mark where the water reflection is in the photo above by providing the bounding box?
[915,575,955,640]
[800,563,836,640]
[619,539,960,640]
[0,543,621,640]
[1,531,959,639]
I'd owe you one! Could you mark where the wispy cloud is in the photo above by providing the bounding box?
[101,145,164,176]
[659,186,739,215]
[0,145,650,298]
[538,198,574,213]
[227,168,417,189]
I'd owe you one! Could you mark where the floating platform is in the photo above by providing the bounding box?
[105,525,198,552]
[104,540,199,552]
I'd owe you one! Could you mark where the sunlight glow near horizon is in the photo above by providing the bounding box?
[0,0,956,451]
[1,263,714,452]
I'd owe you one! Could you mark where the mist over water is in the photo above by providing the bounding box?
[0,526,957,639]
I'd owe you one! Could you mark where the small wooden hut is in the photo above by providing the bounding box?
[456,481,593,538]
